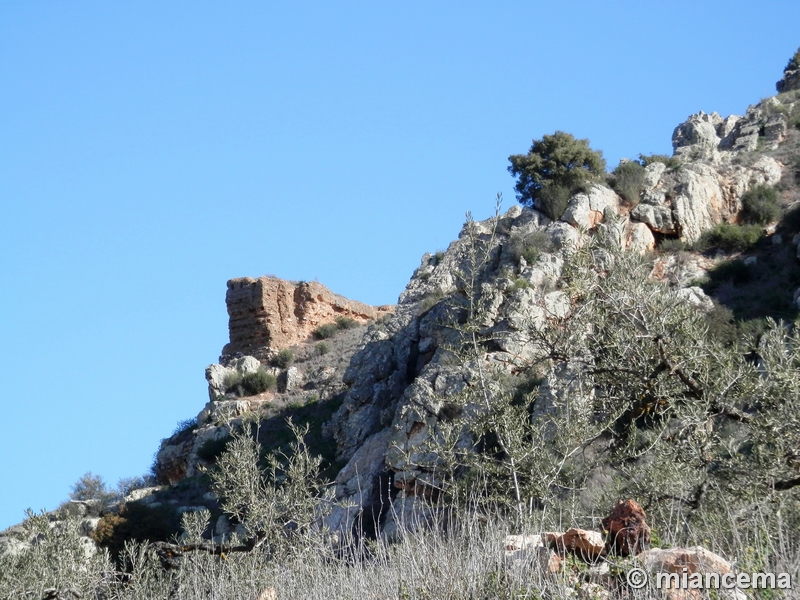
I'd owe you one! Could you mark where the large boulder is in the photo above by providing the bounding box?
[636,546,748,600]
[624,221,656,253]
[672,111,724,160]
[561,184,620,230]
[601,499,650,556]
[546,528,605,561]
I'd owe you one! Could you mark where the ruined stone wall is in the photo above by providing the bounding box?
[221,276,392,359]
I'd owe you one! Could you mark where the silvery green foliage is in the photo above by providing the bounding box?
[0,510,113,598]
[422,221,800,539]
[209,419,333,555]
[545,236,800,525]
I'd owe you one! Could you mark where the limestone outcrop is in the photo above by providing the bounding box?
[323,198,724,538]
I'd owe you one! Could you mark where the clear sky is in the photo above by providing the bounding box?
[1,0,798,530]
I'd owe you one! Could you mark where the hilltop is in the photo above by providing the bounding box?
[2,49,800,600]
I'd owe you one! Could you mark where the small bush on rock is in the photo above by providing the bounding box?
[313,323,339,339]
[172,417,197,437]
[334,315,358,330]
[274,348,294,369]
[225,368,277,396]
[741,184,780,225]
[609,160,646,206]
[695,223,764,252]
[241,369,277,394]
[510,228,555,265]
[69,472,114,504]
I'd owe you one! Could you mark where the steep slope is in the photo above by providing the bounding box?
[323,62,800,541]
[4,51,799,564]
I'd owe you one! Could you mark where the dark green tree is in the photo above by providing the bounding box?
[508,131,606,219]
[785,46,800,72]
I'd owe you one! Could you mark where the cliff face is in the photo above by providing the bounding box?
[223,276,392,360]
[153,278,393,487]
[322,79,800,540]
[148,72,800,541]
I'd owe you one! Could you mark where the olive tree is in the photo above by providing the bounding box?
[425,223,800,542]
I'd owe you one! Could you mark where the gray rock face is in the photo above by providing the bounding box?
[631,203,675,234]
[672,91,795,164]
[323,154,785,539]
[672,111,723,160]
[628,143,782,243]
[205,355,262,402]
[561,184,620,230]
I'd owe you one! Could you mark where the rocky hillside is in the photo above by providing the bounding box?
[3,52,800,574]
[322,64,800,542]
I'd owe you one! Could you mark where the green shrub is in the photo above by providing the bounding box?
[785,46,800,72]
[694,223,764,252]
[536,182,573,220]
[511,278,530,291]
[315,341,331,356]
[334,315,358,330]
[196,433,233,462]
[224,368,277,396]
[313,323,339,339]
[241,369,277,395]
[508,130,606,219]
[91,501,181,562]
[172,417,197,437]
[703,303,738,346]
[609,161,646,205]
[513,228,555,264]
[741,184,780,225]
[658,237,685,253]
[69,472,113,504]
[274,348,295,369]
[222,370,243,390]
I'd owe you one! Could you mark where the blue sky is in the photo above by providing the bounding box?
[1,0,798,530]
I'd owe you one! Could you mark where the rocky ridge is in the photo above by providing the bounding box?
[4,53,800,575]
[321,78,800,540]
[154,278,392,487]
